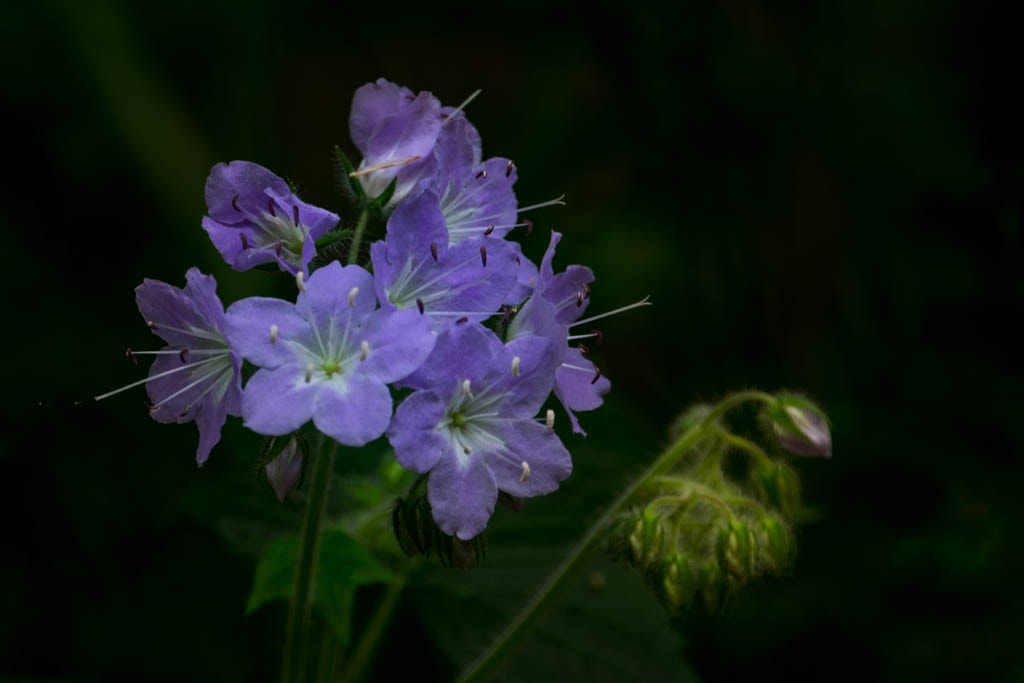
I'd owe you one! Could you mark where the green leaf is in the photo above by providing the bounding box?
[313,228,352,251]
[332,145,366,202]
[368,177,397,212]
[246,529,395,645]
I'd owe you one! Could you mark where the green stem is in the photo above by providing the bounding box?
[455,390,775,683]
[282,436,337,683]
[339,579,407,683]
[712,426,773,464]
[346,208,370,266]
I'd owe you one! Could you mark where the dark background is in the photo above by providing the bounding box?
[2,1,1021,681]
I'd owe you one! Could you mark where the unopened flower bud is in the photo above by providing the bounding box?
[754,461,801,518]
[698,560,728,613]
[265,437,303,502]
[716,520,755,584]
[768,395,832,459]
[628,511,665,570]
[757,516,795,574]
[660,554,696,611]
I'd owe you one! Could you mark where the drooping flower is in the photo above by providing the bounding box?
[387,322,571,539]
[266,437,304,501]
[370,189,518,326]
[95,268,242,465]
[224,262,435,446]
[348,78,445,205]
[202,161,338,275]
[506,231,609,434]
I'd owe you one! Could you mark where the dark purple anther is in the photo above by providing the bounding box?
[592,329,603,345]
[456,317,469,324]
[125,348,138,365]
[179,348,189,363]
[576,291,584,307]
[578,343,590,357]
[590,367,602,385]
[232,195,241,212]
[506,160,514,178]
[480,245,487,267]
[239,233,249,250]
[292,205,300,226]
[476,169,487,180]
[268,198,276,217]
[416,298,425,315]
[275,241,283,256]
[484,225,494,236]
[524,219,533,236]
[430,242,438,261]
[582,282,590,298]
[179,404,191,418]
[502,304,512,325]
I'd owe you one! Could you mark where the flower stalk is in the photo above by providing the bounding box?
[282,436,337,683]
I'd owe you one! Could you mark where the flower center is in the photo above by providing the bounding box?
[322,358,341,376]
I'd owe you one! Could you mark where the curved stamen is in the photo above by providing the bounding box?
[570,296,651,327]
[94,355,225,401]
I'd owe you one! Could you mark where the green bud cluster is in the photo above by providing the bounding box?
[613,392,821,614]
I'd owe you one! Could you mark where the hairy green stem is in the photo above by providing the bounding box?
[455,390,776,683]
[339,579,407,683]
[346,209,370,266]
[282,437,337,683]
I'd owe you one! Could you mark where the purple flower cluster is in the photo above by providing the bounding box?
[100,78,646,538]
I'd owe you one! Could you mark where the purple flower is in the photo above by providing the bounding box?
[507,232,610,435]
[387,323,571,539]
[370,190,518,326]
[202,161,338,275]
[349,78,445,205]
[96,268,242,465]
[224,262,435,446]
[427,115,520,244]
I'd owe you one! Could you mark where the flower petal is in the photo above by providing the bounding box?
[195,394,229,467]
[387,391,449,472]
[349,78,417,154]
[225,297,311,369]
[399,322,500,392]
[427,451,498,540]
[358,308,436,383]
[312,373,392,446]
[296,262,376,324]
[488,420,572,498]
[242,363,318,435]
[205,160,290,224]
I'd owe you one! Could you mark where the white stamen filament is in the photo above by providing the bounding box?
[567,332,601,341]
[347,286,359,307]
[462,379,473,399]
[126,349,224,356]
[442,88,482,125]
[269,324,278,344]
[349,155,421,178]
[570,296,651,327]
[360,340,370,361]
[546,409,555,430]
[520,461,531,482]
[561,363,595,373]
[295,271,306,292]
[93,355,224,402]
[516,195,566,214]
[511,356,520,377]
[304,363,314,383]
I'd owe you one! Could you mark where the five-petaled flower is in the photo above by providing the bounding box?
[388,322,572,539]
[225,262,435,446]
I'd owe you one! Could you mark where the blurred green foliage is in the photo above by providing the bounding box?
[2,1,1021,681]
